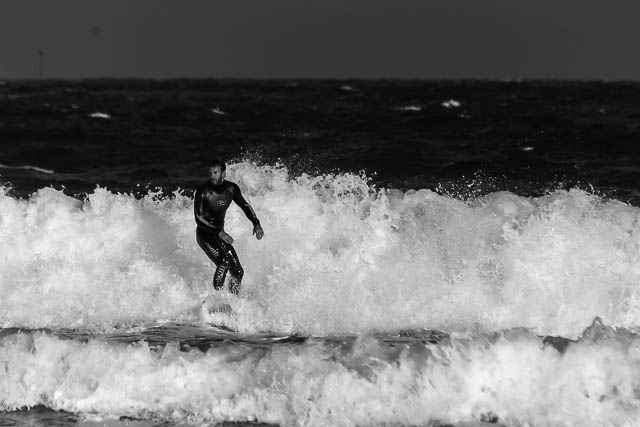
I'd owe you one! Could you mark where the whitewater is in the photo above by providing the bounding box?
[2,161,640,426]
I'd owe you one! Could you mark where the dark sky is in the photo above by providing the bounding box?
[1,0,638,79]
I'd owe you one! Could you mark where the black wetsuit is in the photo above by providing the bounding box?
[194,180,260,293]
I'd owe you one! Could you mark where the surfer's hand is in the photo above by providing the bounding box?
[253,224,264,240]
[218,231,234,244]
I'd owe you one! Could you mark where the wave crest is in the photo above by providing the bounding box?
[1,162,639,336]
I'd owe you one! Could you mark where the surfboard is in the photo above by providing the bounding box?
[199,295,304,341]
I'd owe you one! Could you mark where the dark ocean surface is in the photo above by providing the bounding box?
[1,79,640,427]
[1,79,639,201]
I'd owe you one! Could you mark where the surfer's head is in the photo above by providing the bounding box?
[208,158,226,186]
[208,158,226,172]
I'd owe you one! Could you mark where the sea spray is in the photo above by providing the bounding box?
[1,162,639,336]
[0,186,200,329]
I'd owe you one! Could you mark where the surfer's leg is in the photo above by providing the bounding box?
[196,230,228,290]
[221,242,244,294]
[212,261,230,291]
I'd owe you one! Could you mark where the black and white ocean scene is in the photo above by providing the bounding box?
[2,3,640,427]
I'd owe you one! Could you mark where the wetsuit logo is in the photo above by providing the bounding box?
[217,200,227,206]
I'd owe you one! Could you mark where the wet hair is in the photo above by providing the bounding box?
[208,158,226,172]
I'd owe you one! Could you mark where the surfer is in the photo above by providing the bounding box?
[194,158,264,294]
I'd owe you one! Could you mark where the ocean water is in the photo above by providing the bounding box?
[1,79,640,426]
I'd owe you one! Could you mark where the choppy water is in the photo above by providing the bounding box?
[1,79,640,426]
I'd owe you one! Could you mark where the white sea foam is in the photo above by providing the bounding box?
[89,112,111,119]
[0,163,54,174]
[1,162,639,336]
[442,99,461,108]
[1,326,639,427]
[395,105,422,112]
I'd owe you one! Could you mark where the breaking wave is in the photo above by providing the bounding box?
[1,162,639,337]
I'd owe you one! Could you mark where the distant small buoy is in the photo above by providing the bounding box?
[211,108,226,115]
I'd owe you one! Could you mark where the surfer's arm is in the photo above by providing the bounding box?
[232,184,264,240]
[232,184,260,226]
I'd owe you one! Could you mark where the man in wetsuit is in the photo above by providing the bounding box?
[194,158,264,294]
